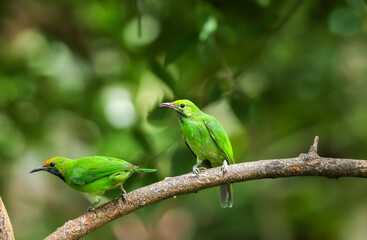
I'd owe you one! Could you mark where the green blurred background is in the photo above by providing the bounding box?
[0,0,367,239]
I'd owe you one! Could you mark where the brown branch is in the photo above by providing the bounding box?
[0,197,15,240]
[46,136,367,240]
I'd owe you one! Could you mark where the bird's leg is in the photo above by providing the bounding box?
[87,195,100,212]
[221,159,229,174]
[120,185,129,203]
[193,158,203,175]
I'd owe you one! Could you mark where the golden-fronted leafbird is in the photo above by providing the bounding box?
[160,99,234,208]
[30,156,156,211]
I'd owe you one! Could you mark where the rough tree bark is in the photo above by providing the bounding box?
[45,137,367,240]
[0,197,15,240]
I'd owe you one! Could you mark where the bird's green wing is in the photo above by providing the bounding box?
[182,134,197,158]
[69,156,138,186]
[203,116,235,164]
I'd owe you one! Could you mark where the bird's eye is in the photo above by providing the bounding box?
[50,162,56,167]
[180,103,185,108]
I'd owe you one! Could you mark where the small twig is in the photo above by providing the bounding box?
[0,197,15,240]
[132,0,142,38]
[214,37,234,86]
[299,136,320,160]
[45,137,367,240]
[309,136,319,155]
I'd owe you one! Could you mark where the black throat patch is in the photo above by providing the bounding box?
[176,110,188,118]
[49,169,66,182]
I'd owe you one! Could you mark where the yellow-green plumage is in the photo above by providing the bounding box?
[30,156,156,210]
[160,99,234,208]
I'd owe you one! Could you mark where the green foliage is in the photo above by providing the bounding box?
[256,0,272,7]
[328,7,363,35]
[164,33,196,67]
[0,0,367,239]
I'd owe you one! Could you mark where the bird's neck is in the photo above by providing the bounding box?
[178,113,201,125]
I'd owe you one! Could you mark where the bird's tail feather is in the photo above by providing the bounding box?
[130,168,157,173]
[220,183,233,208]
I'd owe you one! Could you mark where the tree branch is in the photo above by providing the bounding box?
[0,197,15,240]
[46,136,367,240]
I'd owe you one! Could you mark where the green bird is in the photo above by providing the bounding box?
[160,99,234,208]
[30,156,156,211]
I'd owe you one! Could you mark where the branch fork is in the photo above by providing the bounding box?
[298,136,320,161]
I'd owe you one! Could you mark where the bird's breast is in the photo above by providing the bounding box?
[180,120,223,163]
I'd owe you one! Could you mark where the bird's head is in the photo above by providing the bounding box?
[160,99,200,118]
[30,157,67,182]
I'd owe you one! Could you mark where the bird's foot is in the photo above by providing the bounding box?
[193,166,201,175]
[87,206,95,212]
[87,196,100,212]
[120,185,130,204]
[122,193,130,204]
[193,160,203,176]
[221,160,228,174]
[119,185,127,194]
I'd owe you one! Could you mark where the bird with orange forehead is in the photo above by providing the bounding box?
[30,156,156,211]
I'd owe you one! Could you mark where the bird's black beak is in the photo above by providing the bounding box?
[30,165,65,182]
[159,102,176,109]
[30,165,47,174]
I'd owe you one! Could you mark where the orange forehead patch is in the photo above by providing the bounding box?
[43,158,56,166]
